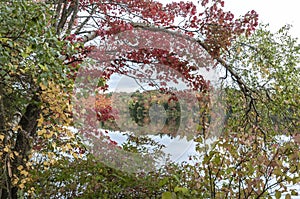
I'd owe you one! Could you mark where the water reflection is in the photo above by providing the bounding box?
[98,90,203,163]
[107,131,198,164]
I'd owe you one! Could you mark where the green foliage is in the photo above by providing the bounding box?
[0,1,75,197]
[0,0,69,119]
[190,24,300,198]
[28,154,174,198]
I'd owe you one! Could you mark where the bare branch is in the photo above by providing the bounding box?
[66,0,79,35]
[74,6,97,35]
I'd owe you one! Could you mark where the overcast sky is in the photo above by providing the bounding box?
[224,0,300,38]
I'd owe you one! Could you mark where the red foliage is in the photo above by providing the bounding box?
[66,0,258,65]
[66,0,259,146]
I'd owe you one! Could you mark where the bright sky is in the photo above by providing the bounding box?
[224,0,300,38]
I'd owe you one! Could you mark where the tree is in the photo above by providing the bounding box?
[1,0,299,198]
[181,24,300,198]
[0,1,76,198]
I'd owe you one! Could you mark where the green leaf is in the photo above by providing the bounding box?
[174,186,189,194]
[158,177,169,187]
[38,63,48,72]
[291,190,298,196]
[173,174,180,184]
[97,78,106,87]
[162,192,176,199]
[275,190,281,199]
[285,194,291,199]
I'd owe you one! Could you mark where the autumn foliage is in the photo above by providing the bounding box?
[1,0,299,198]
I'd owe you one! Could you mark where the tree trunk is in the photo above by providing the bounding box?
[0,93,41,199]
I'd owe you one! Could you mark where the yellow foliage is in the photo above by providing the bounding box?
[66,143,72,150]
[9,152,14,159]
[39,82,47,91]
[0,134,4,141]
[20,170,29,177]
[49,158,57,165]
[31,79,83,173]
[71,152,78,159]
[19,183,25,189]
[4,146,10,152]
[27,187,35,196]
[43,131,54,139]
[37,129,46,136]
[12,177,19,186]
[25,162,32,167]
[17,165,24,171]
[37,116,44,127]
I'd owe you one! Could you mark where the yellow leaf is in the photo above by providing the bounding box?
[39,82,47,90]
[12,125,19,131]
[37,116,44,127]
[0,134,4,141]
[13,151,19,156]
[21,178,28,184]
[17,165,24,171]
[44,131,53,139]
[49,159,56,165]
[12,178,19,185]
[20,170,29,177]
[72,152,78,159]
[26,162,32,167]
[9,153,14,159]
[66,143,72,150]
[66,131,75,138]
[4,146,10,152]
[19,183,25,189]
[37,129,46,136]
